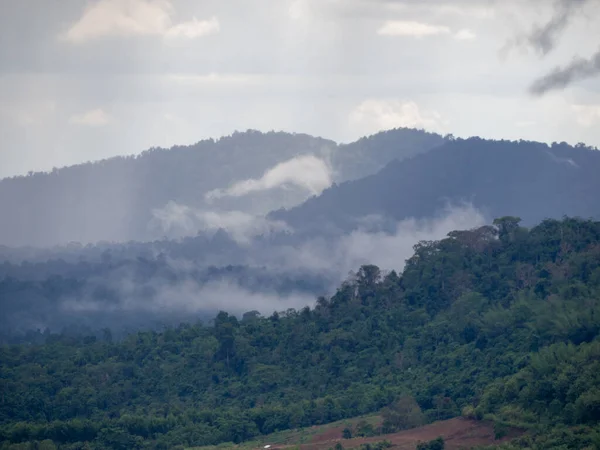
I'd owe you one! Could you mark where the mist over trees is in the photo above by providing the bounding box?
[0,128,445,247]
[2,217,600,448]
[2,128,600,449]
[1,130,600,340]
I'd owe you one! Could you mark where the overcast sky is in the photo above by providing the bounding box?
[1,0,599,178]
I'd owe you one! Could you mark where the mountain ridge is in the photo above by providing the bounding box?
[270,136,600,232]
[0,128,445,247]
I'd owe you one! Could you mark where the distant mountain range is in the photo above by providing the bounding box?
[270,137,600,232]
[2,129,600,339]
[0,128,444,246]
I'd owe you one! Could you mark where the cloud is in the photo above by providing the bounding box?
[377,20,475,40]
[545,150,579,168]
[1,101,57,127]
[572,104,600,127]
[334,204,485,275]
[500,0,589,58]
[206,155,333,201]
[150,202,291,243]
[63,0,219,43]
[269,204,485,280]
[525,0,589,56]
[377,21,451,37]
[500,0,598,94]
[308,0,495,21]
[12,203,487,333]
[61,278,315,316]
[288,0,311,20]
[454,29,476,40]
[349,99,447,134]
[153,203,486,288]
[164,16,220,39]
[529,49,600,96]
[167,73,265,88]
[68,108,111,126]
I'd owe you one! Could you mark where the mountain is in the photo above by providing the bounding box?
[0,129,445,247]
[270,137,600,233]
[2,217,600,449]
[4,132,600,341]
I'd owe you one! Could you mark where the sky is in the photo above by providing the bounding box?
[1,0,599,178]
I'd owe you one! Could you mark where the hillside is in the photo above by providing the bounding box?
[0,129,444,247]
[270,138,600,233]
[187,416,515,450]
[2,217,600,449]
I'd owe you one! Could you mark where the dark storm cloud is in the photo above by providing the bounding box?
[530,48,600,95]
[526,0,589,55]
[520,0,599,95]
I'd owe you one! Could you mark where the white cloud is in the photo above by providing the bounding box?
[454,29,476,40]
[349,99,447,134]
[288,0,311,20]
[377,21,476,40]
[61,278,316,316]
[164,16,220,39]
[68,108,111,126]
[377,21,451,37]
[269,204,485,279]
[572,104,600,127]
[63,0,219,43]
[206,155,333,201]
[150,202,291,243]
[334,204,484,275]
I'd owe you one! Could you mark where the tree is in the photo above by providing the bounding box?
[417,437,444,450]
[493,216,522,243]
[381,396,426,433]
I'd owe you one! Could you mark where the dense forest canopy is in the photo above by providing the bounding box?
[2,217,600,449]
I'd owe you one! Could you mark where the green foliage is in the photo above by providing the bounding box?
[494,422,508,440]
[354,420,377,437]
[381,397,425,433]
[2,217,600,449]
[416,437,444,450]
[359,440,392,450]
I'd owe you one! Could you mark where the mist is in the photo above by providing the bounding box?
[0,202,486,340]
[149,201,291,243]
[206,154,333,201]
[264,204,485,282]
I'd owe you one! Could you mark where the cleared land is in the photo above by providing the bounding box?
[190,417,518,450]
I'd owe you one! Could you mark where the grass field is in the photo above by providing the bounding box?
[188,416,517,450]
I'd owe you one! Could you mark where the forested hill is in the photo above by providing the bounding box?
[2,217,600,449]
[270,137,600,232]
[0,129,444,247]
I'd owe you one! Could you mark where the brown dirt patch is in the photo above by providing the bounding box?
[288,418,519,450]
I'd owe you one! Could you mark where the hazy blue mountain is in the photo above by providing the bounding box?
[0,128,445,247]
[270,137,600,232]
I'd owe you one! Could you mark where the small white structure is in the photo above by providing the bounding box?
[264,446,271,449]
